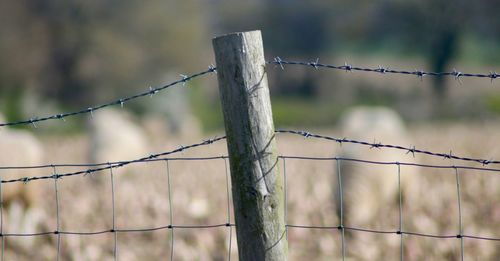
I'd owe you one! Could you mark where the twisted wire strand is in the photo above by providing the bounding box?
[276,129,500,166]
[0,136,226,184]
[269,57,499,80]
[3,129,500,184]
[0,67,216,128]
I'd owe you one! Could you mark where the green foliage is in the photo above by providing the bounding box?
[485,94,500,115]
[271,98,340,127]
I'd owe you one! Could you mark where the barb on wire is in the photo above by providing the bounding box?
[0,68,216,128]
[3,128,500,182]
[278,155,500,173]
[276,129,500,165]
[0,136,226,184]
[268,58,499,80]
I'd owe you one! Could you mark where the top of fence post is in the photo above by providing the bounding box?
[212,30,288,261]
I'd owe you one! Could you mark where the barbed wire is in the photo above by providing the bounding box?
[269,57,499,82]
[1,154,499,241]
[276,129,500,166]
[0,66,217,128]
[1,141,499,259]
[0,136,226,184]
[1,57,497,129]
[278,156,500,173]
[3,129,500,184]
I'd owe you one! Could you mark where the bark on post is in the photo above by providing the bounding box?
[212,31,287,261]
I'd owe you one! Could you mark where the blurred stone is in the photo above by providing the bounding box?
[88,108,149,163]
[336,106,421,259]
[0,113,44,250]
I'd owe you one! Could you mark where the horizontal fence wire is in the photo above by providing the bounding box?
[0,155,498,243]
[0,136,226,184]
[276,129,500,165]
[284,225,500,242]
[2,129,500,184]
[0,224,235,238]
[2,57,497,128]
[1,223,497,242]
[281,155,500,243]
[0,67,216,128]
[269,57,499,81]
[1,56,498,259]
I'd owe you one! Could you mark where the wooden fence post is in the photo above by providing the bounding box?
[212,31,287,261]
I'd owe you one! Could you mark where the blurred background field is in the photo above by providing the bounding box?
[1,0,500,130]
[0,0,499,260]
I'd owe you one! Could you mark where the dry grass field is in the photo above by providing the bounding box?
[1,122,499,260]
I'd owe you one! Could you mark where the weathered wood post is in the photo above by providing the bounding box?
[212,31,287,261]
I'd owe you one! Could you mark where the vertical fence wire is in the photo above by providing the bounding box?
[282,158,288,241]
[223,158,232,261]
[397,163,404,261]
[109,165,117,261]
[336,159,345,261]
[166,160,174,261]
[0,175,3,261]
[53,166,61,261]
[454,167,464,261]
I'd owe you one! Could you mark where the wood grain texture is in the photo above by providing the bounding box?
[213,31,287,261]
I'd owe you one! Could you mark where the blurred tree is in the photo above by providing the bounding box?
[373,0,466,98]
[211,0,336,97]
[0,0,208,119]
[337,0,500,98]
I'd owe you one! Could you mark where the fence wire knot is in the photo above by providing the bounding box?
[84,170,94,177]
[21,177,29,184]
[300,131,312,138]
[481,159,492,166]
[489,71,498,83]
[453,69,463,84]
[342,62,352,72]
[443,150,453,160]
[415,69,426,81]
[336,137,348,146]
[208,64,217,73]
[377,65,387,74]
[180,74,189,86]
[274,57,284,70]
[203,136,218,145]
[30,118,37,128]
[309,58,320,69]
[406,146,416,158]
[88,108,94,118]
[149,86,159,98]
[370,140,382,149]
[56,114,66,122]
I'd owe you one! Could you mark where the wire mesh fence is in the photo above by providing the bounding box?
[0,130,499,259]
[0,56,499,259]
